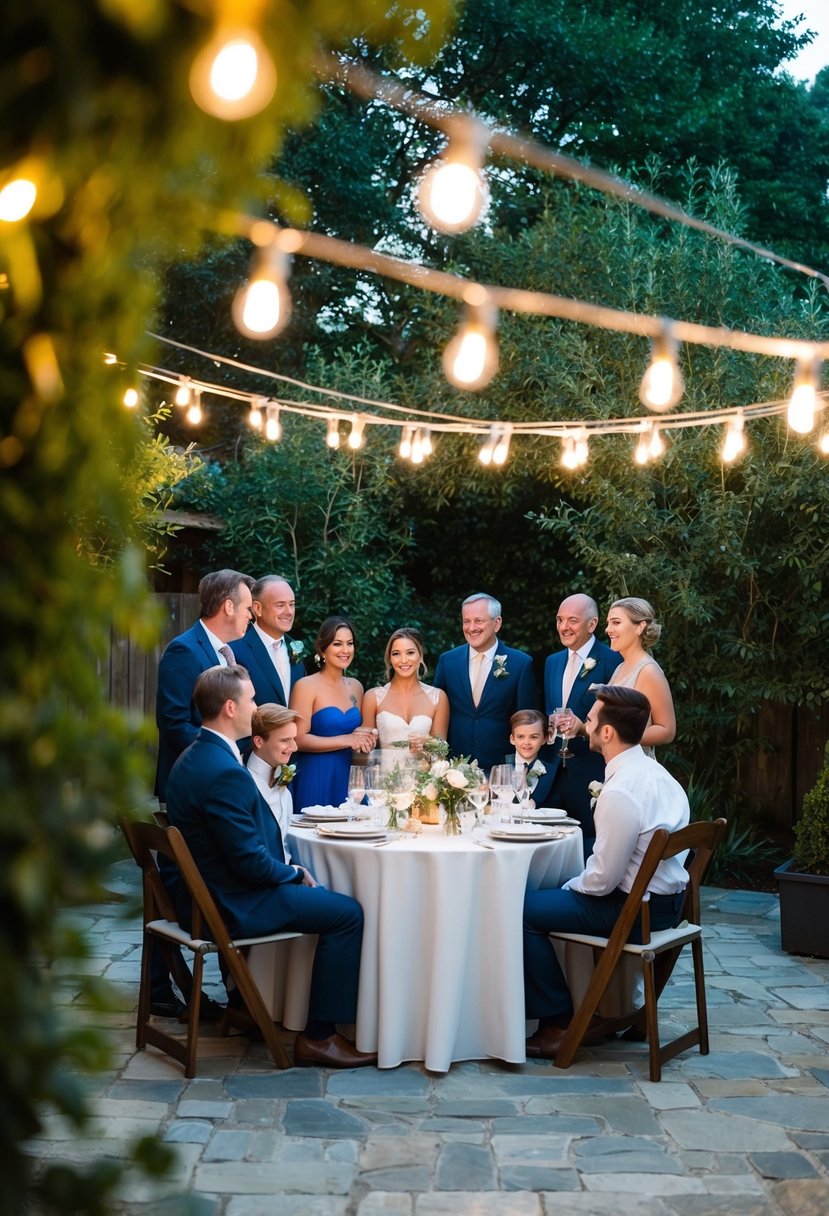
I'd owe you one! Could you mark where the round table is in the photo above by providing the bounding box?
[248,821,583,1072]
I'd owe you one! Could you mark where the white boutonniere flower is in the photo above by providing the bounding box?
[288,640,305,662]
[528,760,546,780]
[579,657,597,679]
[493,654,509,679]
[588,779,603,809]
[274,763,296,789]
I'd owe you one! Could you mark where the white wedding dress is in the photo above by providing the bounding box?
[374,682,441,748]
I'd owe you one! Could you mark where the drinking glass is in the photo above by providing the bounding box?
[489,764,515,823]
[364,763,386,827]
[554,707,574,766]
[510,765,532,823]
[466,780,489,823]
[347,765,366,820]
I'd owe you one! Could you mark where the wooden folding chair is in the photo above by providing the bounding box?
[121,817,302,1077]
[549,817,727,1081]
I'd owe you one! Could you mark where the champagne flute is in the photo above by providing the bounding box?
[554,707,573,767]
[489,764,515,823]
[467,778,489,824]
[347,765,366,821]
[364,763,386,827]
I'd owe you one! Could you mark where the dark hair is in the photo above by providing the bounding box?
[314,615,356,662]
[384,627,426,680]
[510,709,547,731]
[193,664,250,720]
[593,684,651,745]
[199,569,254,618]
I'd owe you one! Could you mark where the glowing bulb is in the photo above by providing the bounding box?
[492,423,512,465]
[248,398,263,429]
[648,425,666,459]
[561,436,580,470]
[634,432,650,465]
[348,415,365,450]
[420,427,433,457]
[103,352,118,365]
[399,426,414,459]
[416,118,490,234]
[721,413,747,463]
[478,426,497,465]
[443,299,499,390]
[818,430,829,455]
[123,387,139,408]
[186,389,202,425]
[0,178,37,222]
[410,431,425,465]
[639,326,684,411]
[190,27,276,121]
[174,378,192,407]
[787,357,821,435]
[264,403,281,442]
[326,417,340,449]
[232,245,291,340]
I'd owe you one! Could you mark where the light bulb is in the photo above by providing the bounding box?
[634,432,650,465]
[326,417,340,449]
[420,427,433,457]
[189,27,277,121]
[410,432,425,464]
[818,430,829,455]
[648,425,666,459]
[443,299,499,390]
[639,326,684,411]
[0,178,37,222]
[492,423,512,465]
[787,357,821,435]
[721,413,747,463]
[399,426,414,459]
[248,398,263,429]
[264,403,281,442]
[348,415,365,450]
[103,352,118,365]
[123,387,139,408]
[232,245,292,340]
[478,426,498,465]
[174,378,191,407]
[186,388,202,425]
[561,436,580,470]
[416,118,490,234]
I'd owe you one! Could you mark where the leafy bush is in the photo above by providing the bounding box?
[793,754,829,874]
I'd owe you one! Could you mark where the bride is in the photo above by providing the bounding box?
[361,627,449,750]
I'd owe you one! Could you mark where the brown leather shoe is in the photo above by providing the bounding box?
[293,1032,378,1069]
[526,1017,609,1059]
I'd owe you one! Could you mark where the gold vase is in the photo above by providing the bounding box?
[417,796,440,825]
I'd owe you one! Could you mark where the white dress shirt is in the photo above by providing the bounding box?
[246,752,293,862]
[253,622,292,697]
[565,745,689,897]
[201,622,232,664]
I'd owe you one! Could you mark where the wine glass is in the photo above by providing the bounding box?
[347,765,366,821]
[466,777,489,825]
[364,763,386,827]
[510,764,533,823]
[554,707,574,767]
[489,764,515,823]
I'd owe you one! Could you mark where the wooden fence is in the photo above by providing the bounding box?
[102,593,827,830]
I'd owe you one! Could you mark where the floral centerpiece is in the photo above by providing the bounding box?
[388,737,484,833]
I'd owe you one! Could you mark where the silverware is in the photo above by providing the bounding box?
[474,839,495,850]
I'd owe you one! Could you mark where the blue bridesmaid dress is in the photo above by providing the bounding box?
[292,705,362,811]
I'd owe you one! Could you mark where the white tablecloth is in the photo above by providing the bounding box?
[248,822,583,1072]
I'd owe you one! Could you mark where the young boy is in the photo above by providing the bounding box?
[508,709,556,808]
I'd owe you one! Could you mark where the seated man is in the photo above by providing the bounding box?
[166,664,375,1069]
[523,684,690,1059]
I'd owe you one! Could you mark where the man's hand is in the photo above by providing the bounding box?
[296,866,318,888]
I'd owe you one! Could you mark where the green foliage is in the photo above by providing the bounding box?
[793,754,829,874]
[686,772,783,887]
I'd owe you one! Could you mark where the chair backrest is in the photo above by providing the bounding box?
[611,817,728,946]
[121,817,237,954]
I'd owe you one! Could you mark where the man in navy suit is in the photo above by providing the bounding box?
[434,593,538,770]
[230,575,305,706]
[166,665,376,1069]
[543,594,622,854]
[155,569,255,804]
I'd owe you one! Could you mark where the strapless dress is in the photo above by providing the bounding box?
[292,705,362,812]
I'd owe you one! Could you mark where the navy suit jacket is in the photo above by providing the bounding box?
[230,626,304,707]
[155,620,219,801]
[541,639,622,831]
[165,729,301,938]
[434,642,538,771]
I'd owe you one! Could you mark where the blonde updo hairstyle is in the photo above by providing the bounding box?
[384,627,427,681]
[611,597,662,649]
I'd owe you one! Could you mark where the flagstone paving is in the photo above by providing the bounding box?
[27,867,829,1214]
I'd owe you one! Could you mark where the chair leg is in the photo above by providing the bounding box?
[221,946,292,1069]
[137,930,154,1050]
[641,955,662,1082]
[183,950,204,1079]
[554,941,627,1070]
[691,936,710,1055]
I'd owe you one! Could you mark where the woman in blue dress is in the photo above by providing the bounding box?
[289,616,376,811]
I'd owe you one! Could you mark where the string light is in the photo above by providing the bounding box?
[492,422,513,465]
[398,425,414,459]
[561,435,580,470]
[264,401,281,441]
[103,352,119,365]
[189,25,276,121]
[174,377,192,407]
[417,117,490,235]
[818,430,829,456]
[122,387,139,408]
[232,243,292,340]
[419,427,433,457]
[347,414,365,450]
[186,387,203,425]
[410,430,425,464]
[0,178,37,223]
[787,357,822,435]
[721,412,747,463]
[640,324,684,411]
[478,424,500,465]
[648,424,666,460]
[326,416,341,449]
[634,425,651,465]
[248,397,264,429]
[443,291,499,390]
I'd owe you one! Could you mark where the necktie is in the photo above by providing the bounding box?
[218,644,235,666]
[561,650,581,706]
[471,652,487,706]
[274,638,291,698]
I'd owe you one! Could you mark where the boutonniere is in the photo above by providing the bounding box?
[579,657,597,679]
[528,760,546,780]
[588,779,603,809]
[272,763,296,789]
[288,640,305,663]
[493,654,509,679]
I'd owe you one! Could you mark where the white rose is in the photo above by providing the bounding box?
[430,760,450,778]
[421,781,439,802]
[445,769,469,789]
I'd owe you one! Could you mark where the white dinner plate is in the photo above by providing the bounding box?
[316,822,387,840]
[489,824,562,842]
[300,806,353,822]
[526,809,568,822]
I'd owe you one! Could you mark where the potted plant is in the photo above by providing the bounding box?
[775,751,829,958]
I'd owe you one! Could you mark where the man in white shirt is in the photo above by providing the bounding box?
[246,704,299,862]
[523,684,690,1059]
